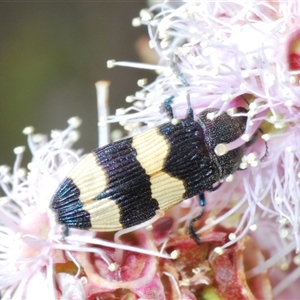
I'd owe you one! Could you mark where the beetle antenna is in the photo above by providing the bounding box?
[239,94,268,162]
[170,55,194,119]
[171,54,189,87]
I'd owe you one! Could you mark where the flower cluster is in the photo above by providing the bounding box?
[110,1,300,298]
[1,1,300,299]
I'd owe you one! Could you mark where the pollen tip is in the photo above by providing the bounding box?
[239,162,248,169]
[13,146,26,155]
[111,129,123,141]
[107,59,116,68]
[262,134,270,141]
[23,126,35,135]
[293,255,300,265]
[241,134,250,142]
[226,108,236,116]
[68,131,80,142]
[171,118,180,125]
[228,233,236,240]
[214,247,224,255]
[170,250,180,259]
[225,174,234,182]
[214,143,228,156]
[125,95,134,103]
[285,146,294,152]
[206,111,216,120]
[221,93,232,102]
[98,116,107,128]
[279,262,289,271]
[116,108,126,116]
[139,8,152,21]
[146,224,153,231]
[51,130,61,139]
[81,277,88,285]
[108,263,118,272]
[67,117,82,129]
[132,17,142,27]
[137,78,148,87]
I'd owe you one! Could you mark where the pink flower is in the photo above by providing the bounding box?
[1,1,300,299]
[110,1,300,298]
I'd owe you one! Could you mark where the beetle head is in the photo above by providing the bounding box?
[197,107,251,178]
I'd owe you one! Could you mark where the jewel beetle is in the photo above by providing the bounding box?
[51,100,255,244]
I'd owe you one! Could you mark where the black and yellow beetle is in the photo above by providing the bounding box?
[51,99,255,244]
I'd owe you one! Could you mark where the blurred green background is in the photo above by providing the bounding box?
[0,2,153,166]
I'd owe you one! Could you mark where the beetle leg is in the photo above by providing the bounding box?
[63,226,69,237]
[163,96,175,119]
[211,182,222,191]
[189,193,205,245]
